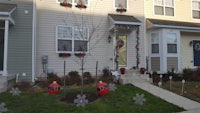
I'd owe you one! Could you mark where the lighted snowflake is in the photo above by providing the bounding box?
[74,94,88,107]
[111,71,120,82]
[10,87,21,96]
[109,83,117,91]
[133,93,146,105]
[0,103,7,113]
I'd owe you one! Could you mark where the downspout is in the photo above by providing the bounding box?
[32,0,36,82]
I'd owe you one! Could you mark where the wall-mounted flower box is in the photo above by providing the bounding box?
[60,2,72,8]
[75,2,87,9]
[59,53,71,58]
[116,8,127,13]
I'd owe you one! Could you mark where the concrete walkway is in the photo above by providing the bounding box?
[120,70,200,113]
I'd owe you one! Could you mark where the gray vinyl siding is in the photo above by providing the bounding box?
[1,0,33,81]
[151,57,160,72]
[36,0,145,76]
[167,57,178,72]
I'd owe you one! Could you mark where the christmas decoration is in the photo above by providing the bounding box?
[133,93,146,105]
[136,28,140,69]
[60,2,72,8]
[48,81,60,94]
[10,87,21,96]
[59,53,71,58]
[116,8,127,13]
[75,2,87,9]
[97,81,109,96]
[0,103,7,113]
[108,83,117,91]
[74,94,88,107]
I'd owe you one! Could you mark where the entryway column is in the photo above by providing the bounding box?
[3,20,9,76]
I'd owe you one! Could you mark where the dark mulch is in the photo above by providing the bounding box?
[60,92,99,104]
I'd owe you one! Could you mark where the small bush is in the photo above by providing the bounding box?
[83,72,95,84]
[102,67,111,77]
[68,71,81,85]
[47,73,62,84]
[182,68,200,81]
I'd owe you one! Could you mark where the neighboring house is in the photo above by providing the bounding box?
[35,0,145,76]
[145,0,200,73]
[0,0,35,92]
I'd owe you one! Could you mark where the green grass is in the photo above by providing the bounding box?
[0,84,184,113]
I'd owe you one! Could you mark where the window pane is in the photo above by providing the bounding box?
[152,44,159,53]
[57,26,72,39]
[75,0,88,4]
[74,28,88,40]
[155,6,164,15]
[74,40,87,52]
[154,0,163,5]
[151,33,159,43]
[115,0,127,8]
[58,0,72,3]
[58,40,72,51]
[167,44,177,53]
[192,1,200,10]
[167,34,177,43]
[165,7,174,16]
[193,10,200,19]
[165,0,173,7]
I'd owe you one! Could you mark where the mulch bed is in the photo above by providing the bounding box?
[60,92,99,104]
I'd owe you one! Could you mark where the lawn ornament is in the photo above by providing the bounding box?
[0,102,7,113]
[97,81,109,96]
[109,83,117,91]
[74,94,88,107]
[48,81,60,94]
[133,93,146,105]
[10,87,21,96]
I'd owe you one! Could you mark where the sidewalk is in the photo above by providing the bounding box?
[120,71,200,113]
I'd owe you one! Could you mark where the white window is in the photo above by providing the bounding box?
[56,25,89,53]
[57,0,88,5]
[151,33,159,54]
[115,0,127,9]
[192,1,200,19]
[167,33,177,53]
[154,0,174,16]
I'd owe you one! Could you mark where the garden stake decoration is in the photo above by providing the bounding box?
[109,83,117,91]
[10,87,21,96]
[160,74,163,83]
[0,103,7,113]
[74,94,88,107]
[158,81,162,88]
[169,76,172,90]
[133,93,146,105]
[181,79,185,95]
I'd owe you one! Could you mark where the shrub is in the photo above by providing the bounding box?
[47,73,62,84]
[102,67,111,77]
[83,72,95,84]
[182,68,200,81]
[68,71,81,85]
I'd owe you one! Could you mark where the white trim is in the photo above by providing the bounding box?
[149,24,200,31]
[3,20,9,76]
[113,21,141,26]
[32,0,36,82]
[0,12,10,15]
[0,17,15,25]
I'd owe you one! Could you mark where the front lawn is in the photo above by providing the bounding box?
[0,84,184,113]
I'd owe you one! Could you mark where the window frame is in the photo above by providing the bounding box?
[151,33,159,54]
[154,0,174,16]
[56,25,89,53]
[192,0,200,19]
[56,0,90,6]
[114,0,128,9]
[166,33,177,54]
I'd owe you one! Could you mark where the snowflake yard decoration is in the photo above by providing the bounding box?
[133,93,146,105]
[74,94,88,107]
[109,83,117,91]
[10,87,21,96]
[0,103,7,113]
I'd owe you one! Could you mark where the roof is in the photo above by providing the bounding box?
[0,3,17,13]
[108,14,141,23]
[147,19,200,31]
[108,14,141,31]
[0,3,17,25]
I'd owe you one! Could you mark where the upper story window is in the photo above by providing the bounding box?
[151,33,159,54]
[57,0,89,6]
[56,25,89,53]
[192,1,200,19]
[115,0,127,9]
[167,33,177,53]
[154,0,174,16]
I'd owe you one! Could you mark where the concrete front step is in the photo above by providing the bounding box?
[0,76,8,93]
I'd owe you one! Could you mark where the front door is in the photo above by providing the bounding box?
[0,29,4,73]
[118,35,127,67]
